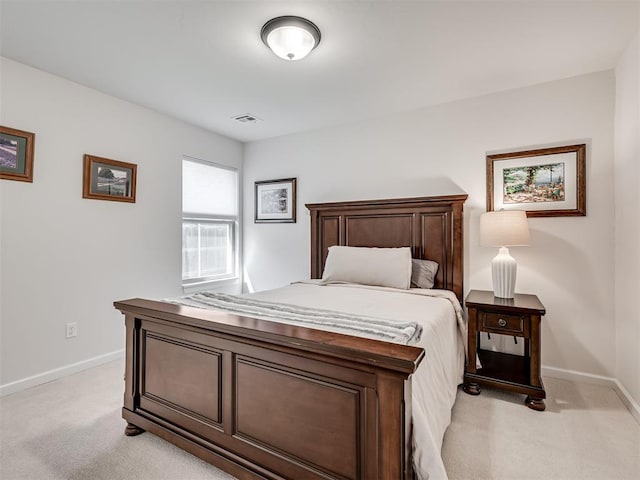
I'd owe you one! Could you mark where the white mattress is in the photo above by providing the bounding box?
[242,281,466,480]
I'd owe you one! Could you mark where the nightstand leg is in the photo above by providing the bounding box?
[467,309,478,374]
[463,382,481,395]
[530,315,542,388]
[525,396,545,411]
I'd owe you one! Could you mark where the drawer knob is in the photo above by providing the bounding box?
[498,318,507,327]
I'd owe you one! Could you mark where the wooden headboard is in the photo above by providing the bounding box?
[306,194,468,302]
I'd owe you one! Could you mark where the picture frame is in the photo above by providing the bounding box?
[255,177,296,223]
[487,144,586,217]
[0,125,35,183]
[83,154,137,203]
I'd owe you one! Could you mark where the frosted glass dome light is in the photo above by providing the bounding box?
[261,16,321,61]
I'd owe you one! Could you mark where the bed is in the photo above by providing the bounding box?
[115,193,467,480]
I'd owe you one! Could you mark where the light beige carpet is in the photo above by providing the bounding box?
[0,360,232,480]
[1,359,638,479]
[442,378,640,480]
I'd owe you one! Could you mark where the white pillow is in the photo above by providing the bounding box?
[320,246,412,290]
[411,258,439,289]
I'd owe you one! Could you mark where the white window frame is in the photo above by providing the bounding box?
[182,157,239,290]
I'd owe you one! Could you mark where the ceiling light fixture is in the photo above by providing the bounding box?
[261,16,321,61]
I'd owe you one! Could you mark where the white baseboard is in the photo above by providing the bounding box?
[0,349,124,398]
[542,365,640,424]
[614,379,640,424]
[541,365,618,387]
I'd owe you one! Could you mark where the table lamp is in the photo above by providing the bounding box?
[479,210,530,299]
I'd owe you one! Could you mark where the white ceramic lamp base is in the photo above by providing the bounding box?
[491,246,517,298]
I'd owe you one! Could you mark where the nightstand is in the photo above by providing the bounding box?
[463,290,547,411]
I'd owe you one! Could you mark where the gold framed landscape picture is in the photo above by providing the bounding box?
[487,144,586,217]
[83,154,137,203]
[0,125,35,183]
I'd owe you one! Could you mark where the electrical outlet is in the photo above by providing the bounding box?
[65,322,77,339]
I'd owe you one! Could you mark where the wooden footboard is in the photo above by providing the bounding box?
[115,298,424,480]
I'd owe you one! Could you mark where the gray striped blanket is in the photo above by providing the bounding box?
[167,292,422,345]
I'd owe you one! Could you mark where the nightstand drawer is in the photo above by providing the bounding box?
[482,312,526,335]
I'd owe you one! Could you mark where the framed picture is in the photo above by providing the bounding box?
[0,125,35,183]
[255,177,296,223]
[487,144,586,217]
[83,154,137,203]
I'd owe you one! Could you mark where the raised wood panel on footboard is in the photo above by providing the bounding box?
[235,358,362,479]
[137,322,225,442]
[143,333,222,424]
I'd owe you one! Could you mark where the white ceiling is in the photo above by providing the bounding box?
[1,1,638,142]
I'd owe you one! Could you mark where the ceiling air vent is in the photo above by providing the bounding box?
[233,113,262,124]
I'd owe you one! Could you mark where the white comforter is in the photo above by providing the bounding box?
[242,281,466,480]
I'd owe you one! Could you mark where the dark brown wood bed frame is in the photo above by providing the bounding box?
[115,193,466,480]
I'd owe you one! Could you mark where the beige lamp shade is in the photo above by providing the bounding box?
[480,210,530,247]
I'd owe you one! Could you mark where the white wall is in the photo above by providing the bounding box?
[0,58,243,391]
[244,71,616,378]
[614,33,640,408]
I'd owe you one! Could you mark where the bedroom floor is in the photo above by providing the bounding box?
[1,359,638,480]
[442,378,640,479]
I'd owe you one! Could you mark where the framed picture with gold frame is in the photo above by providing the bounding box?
[487,144,586,217]
[83,154,137,203]
[0,125,35,183]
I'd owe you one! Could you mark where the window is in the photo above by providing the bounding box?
[182,158,238,286]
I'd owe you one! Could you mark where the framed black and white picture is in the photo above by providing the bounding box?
[255,177,296,223]
[83,154,137,203]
